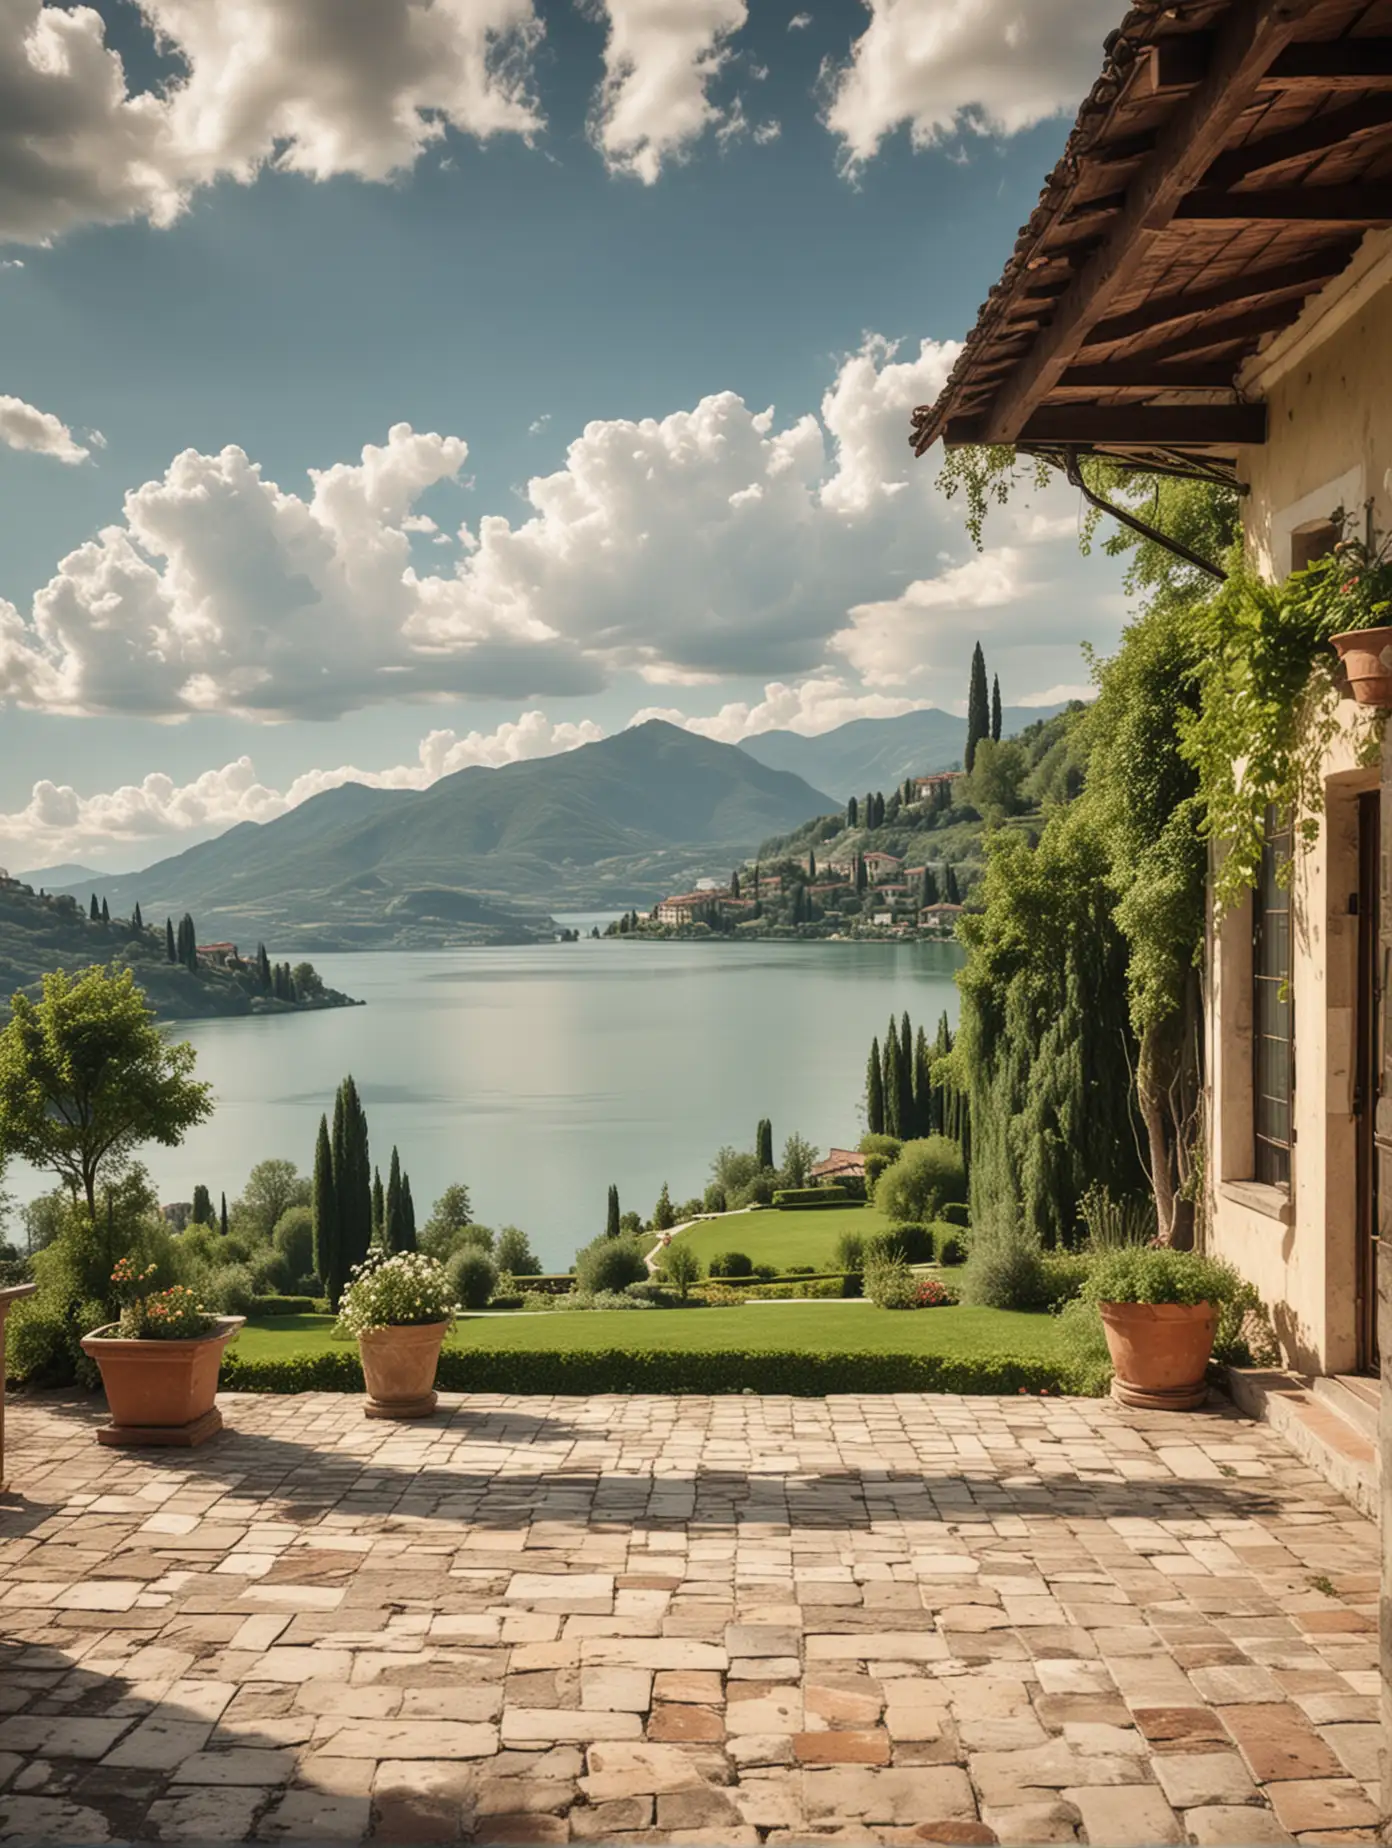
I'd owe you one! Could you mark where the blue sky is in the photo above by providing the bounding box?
[0,0,1129,870]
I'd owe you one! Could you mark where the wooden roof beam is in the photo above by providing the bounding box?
[1204,96,1392,187]
[1095,294,1333,366]
[976,0,1317,446]
[1083,250,1352,346]
[1153,36,1392,91]
[1177,185,1392,221]
[1057,362,1241,389]
[948,404,1267,446]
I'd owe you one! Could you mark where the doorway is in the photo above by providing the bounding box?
[1356,790,1381,1372]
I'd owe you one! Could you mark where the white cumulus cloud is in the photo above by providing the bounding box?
[824,0,1123,165]
[831,549,1028,686]
[590,0,749,183]
[0,711,604,863]
[0,392,90,463]
[0,0,544,246]
[632,677,931,743]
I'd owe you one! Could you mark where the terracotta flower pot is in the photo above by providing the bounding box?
[1098,1300,1216,1411]
[1331,626,1392,705]
[357,1320,449,1419]
[80,1317,244,1447]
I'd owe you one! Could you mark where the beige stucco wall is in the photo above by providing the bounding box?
[1205,255,1392,1373]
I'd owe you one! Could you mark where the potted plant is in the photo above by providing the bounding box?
[1315,505,1392,705]
[1080,1248,1245,1411]
[336,1251,455,1419]
[81,1261,243,1447]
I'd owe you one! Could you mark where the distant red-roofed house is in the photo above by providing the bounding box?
[810,1148,866,1183]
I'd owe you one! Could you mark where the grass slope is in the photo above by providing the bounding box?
[675,1204,888,1273]
[231,1301,1066,1362]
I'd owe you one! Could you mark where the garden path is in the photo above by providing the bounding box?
[0,1389,1378,1845]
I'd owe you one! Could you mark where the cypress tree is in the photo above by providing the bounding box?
[864,792,874,830]
[730,868,740,898]
[945,864,961,904]
[855,854,868,895]
[166,917,176,963]
[89,893,99,921]
[923,867,940,904]
[132,901,143,930]
[385,1147,403,1251]
[219,1191,228,1239]
[991,673,1003,742]
[872,792,885,828]
[606,1184,621,1239]
[899,1010,916,1134]
[332,1076,372,1275]
[882,1020,903,1139]
[808,848,816,880]
[866,1037,884,1135]
[400,1174,417,1252]
[100,897,109,924]
[372,1167,385,1244]
[756,1118,774,1170]
[191,1184,212,1226]
[847,796,858,829]
[965,642,990,771]
[257,944,271,989]
[653,1183,675,1232]
[914,1026,933,1138]
[312,1115,342,1305]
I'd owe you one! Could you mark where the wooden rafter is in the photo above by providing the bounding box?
[1057,362,1240,389]
[1152,35,1392,91]
[949,405,1267,445]
[1177,185,1392,220]
[1203,95,1392,186]
[976,0,1319,445]
[1083,250,1351,346]
[1098,295,1331,366]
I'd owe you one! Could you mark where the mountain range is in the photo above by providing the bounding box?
[60,722,836,949]
[739,704,1065,796]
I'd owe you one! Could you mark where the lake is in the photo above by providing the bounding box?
[15,940,963,1271]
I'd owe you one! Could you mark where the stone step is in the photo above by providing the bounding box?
[1312,1373,1380,1444]
[1223,1367,1377,1520]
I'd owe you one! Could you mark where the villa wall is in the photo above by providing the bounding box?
[1205,246,1392,1373]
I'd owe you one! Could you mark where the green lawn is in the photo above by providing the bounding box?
[673,1203,890,1273]
[231,1301,1066,1363]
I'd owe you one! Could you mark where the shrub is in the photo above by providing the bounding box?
[700,1283,748,1306]
[574,1235,649,1296]
[1038,1252,1093,1313]
[937,1233,967,1267]
[833,1231,866,1274]
[875,1137,967,1225]
[858,1133,903,1162]
[863,1255,920,1310]
[661,1243,704,1301]
[752,1263,778,1281]
[914,1278,957,1308]
[940,1202,970,1229]
[543,1289,652,1313]
[447,1248,500,1311]
[204,1264,256,1317]
[495,1226,540,1276]
[5,1302,74,1385]
[786,1265,815,1276]
[886,1222,934,1264]
[772,1187,848,1208]
[249,1247,293,1295]
[249,1295,319,1316]
[961,1223,1048,1310]
[863,1153,890,1196]
[708,1250,753,1278]
[703,1183,728,1214]
[1078,1183,1156,1249]
[273,1206,315,1282]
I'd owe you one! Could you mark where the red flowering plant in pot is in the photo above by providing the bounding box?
[80,1259,244,1447]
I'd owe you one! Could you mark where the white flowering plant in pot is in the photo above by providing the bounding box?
[335,1251,457,1337]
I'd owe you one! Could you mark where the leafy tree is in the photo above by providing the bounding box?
[652,1183,676,1231]
[447,1247,497,1310]
[191,1183,213,1226]
[0,966,212,1217]
[965,642,990,772]
[865,1036,884,1136]
[273,1205,315,1284]
[661,1242,703,1301]
[876,1136,967,1224]
[606,1183,621,1239]
[423,1182,472,1250]
[779,1133,819,1188]
[966,738,1027,824]
[237,1159,308,1241]
[312,1115,342,1305]
[756,1118,774,1170]
[21,1191,68,1255]
[292,962,324,1000]
[575,1234,648,1294]
[618,1210,643,1237]
[496,1225,540,1275]
[331,1076,372,1274]
[991,673,1002,742]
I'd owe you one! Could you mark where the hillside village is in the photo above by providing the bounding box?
[623,695,1081,941]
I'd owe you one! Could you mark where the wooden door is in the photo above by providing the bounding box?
[1357,790,1381,1372]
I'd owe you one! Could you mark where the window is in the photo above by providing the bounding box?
[1290,518,1338,573]
[1253,810,1293,1186]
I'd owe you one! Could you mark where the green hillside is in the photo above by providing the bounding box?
[0,878,359,1020]
[64,723,834,948]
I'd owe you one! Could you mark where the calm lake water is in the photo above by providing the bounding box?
[17,941,963,1271]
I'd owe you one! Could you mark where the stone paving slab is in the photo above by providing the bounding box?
[0,1388,1380,1845]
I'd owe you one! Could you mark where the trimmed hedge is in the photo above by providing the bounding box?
[219,1346,1085,1397]
[940,1203,971,1229]
[772,1187,850,1209]
[742,1271,861,1299]
[248,1295,320,1317]
[515,1273,577,1296]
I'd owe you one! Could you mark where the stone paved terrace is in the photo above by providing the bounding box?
[0,1389,1381,1847]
